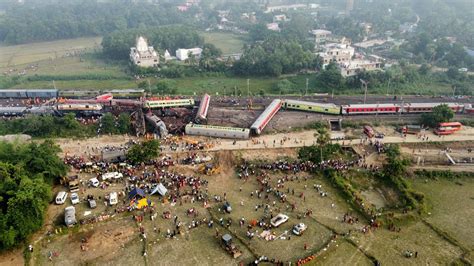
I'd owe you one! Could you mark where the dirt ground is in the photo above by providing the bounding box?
[3,123,474,265]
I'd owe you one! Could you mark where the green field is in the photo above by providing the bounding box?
[199,32,246,54]
[412,177,474,261]
[0,37,102,68]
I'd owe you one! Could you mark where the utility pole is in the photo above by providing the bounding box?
[247,79,250,97]
[376,101,379,120]
[305,78,309,96]
[452,85,456,97]
[387,78,391,96]
[399,100,404,121]
[360,79,368,104]
[147,79,151,96]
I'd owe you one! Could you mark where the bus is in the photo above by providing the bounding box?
[434,122,462,135]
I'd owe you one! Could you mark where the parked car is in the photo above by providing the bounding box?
[89,178,100,187]
[70,193,80,205]
[109,192,118,205]
[270,214,289,227]
[64,206,77,227]
[292,223,307,235]
[55,191,68,205]
[87,195,97,209]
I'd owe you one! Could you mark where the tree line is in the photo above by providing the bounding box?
[0,140,68,250]
[0,0,193,44]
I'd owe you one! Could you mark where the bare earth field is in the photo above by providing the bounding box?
[1,123,474,265]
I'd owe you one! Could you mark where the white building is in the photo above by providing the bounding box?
[130,36,159,67]
[176,48,203,61]
[312,29,332,47]
[339,60,383,77]
[266,22,281,32]
[319,43,355,66]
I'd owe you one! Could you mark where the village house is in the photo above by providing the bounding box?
[319,43,355,66]
[130,36,159,67]
[339,59,383,77]
[176,48,203,61]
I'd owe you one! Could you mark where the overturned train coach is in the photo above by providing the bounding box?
[250,99,282,135]
[185,123,250,139]
[195,94,210,123]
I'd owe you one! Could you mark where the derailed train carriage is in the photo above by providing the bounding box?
[185,123,250,139]
[195,94,210,123]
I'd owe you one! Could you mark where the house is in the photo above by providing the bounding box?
[273,14,288,22]
[176,48,203,61]
[339,60,383,77]
[266,23,280,32]
[312,29,332,47]
[130,36,159,67]
[265,4,307,13]
[319,43,355,66]
[164,50,174,61]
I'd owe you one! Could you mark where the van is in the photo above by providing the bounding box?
[55,191,68,205]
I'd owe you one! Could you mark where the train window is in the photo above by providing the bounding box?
[308,107,312,109]
[297,105,300,108]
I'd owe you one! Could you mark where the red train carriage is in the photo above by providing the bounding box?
[341,104,400,115]
[402,103,464,114]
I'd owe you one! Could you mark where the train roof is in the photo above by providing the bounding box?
[107,89,145,93]
[0,106,27,112]
[284,99,338,108]
[341,103,399,108]
[250,99,282,129]
[404,102,463,107]
[186,123,249,132]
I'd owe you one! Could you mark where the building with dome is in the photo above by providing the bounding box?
[130,36,159,67]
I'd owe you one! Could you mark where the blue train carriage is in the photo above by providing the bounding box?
[0,89,28,98]
[185,123,250,139]
[144,98,195,109]
[26,89,58,98]
[283,99,341,115]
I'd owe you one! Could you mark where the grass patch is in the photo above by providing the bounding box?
[199,32,246,54]
[0,37,102,68]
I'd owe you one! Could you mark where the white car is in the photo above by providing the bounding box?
[70,193,80,205]
[89,178,100,187]
[270,214,289,227]
[55,191,68,205]
[292,223,307,235]
[109,192,118,205]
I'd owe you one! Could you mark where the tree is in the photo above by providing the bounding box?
[273,79,294,94]
[318,61,344,91]
[153,80,177,95]
[100,113,117,134]
[117,113,131,134]
[0,141,66,250]
[126,140,160,164]
[420,104,454,127]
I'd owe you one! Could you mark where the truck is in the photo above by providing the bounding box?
[64,206,77,227]
[221,234,242,258]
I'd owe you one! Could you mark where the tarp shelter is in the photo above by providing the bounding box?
[150,183,168,196]
[136,198,152,209]
[128,188,146,200]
